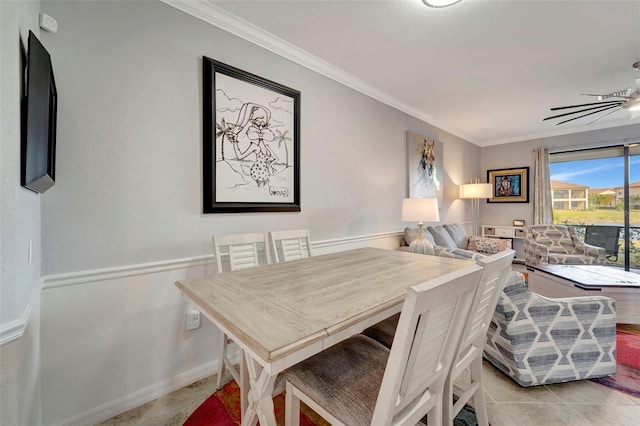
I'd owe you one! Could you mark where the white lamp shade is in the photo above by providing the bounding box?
[401,198,440,223]
[459,183,492,199]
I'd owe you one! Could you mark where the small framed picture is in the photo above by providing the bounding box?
[487,167,529,203]
[513,219,525,227]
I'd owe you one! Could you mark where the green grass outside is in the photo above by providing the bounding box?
[553,208,640,225]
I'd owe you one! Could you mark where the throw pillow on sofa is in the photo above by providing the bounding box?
[443,223,469,249]
[426,225,458,248]
[466,235,511,254]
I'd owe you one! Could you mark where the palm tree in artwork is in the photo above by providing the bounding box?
[273,129,292,167]
[215,118,236,160]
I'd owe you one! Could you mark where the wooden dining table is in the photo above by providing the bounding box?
[175,247,477,426]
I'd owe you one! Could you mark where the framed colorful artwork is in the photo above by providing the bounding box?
[202,57,301,213]
[406,131,443,204]
[487,167,529,203]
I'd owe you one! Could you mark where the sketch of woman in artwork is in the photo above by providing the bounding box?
[228,103,278,188]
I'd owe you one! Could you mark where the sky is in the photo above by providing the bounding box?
[550,157,640,189]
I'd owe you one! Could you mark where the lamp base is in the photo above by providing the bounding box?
[409,223,434,255]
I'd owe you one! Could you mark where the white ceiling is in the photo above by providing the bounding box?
[170,0,640,146]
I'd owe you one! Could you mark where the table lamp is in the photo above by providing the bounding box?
[459,180,492,236]
[402,197,440,254]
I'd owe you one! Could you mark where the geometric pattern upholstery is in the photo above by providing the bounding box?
[483,270,617,386]
[525,225,606,265]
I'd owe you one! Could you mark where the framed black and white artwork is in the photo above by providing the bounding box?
[203,57,301,213]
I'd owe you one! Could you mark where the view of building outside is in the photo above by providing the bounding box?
[550,151,640,268]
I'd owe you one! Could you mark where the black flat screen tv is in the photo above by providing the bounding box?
[21,30,57,193]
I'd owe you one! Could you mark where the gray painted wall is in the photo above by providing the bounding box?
[480,123,640,226]
[33,2,481,423]
[39,0,481,276]
[1,1,44,424]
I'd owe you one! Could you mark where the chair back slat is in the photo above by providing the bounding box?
[371,264,482,425]
[269,229,312,263]
[459,250,515,350]
[213,232,271,272]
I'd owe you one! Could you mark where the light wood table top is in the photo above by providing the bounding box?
[176,247,474,363]
[176,246,477,426]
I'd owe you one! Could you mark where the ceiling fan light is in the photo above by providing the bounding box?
[422,0,463,8]
[627,103,640,112]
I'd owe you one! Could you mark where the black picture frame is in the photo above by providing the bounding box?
[203,57,301,213]
[487,167,529,203]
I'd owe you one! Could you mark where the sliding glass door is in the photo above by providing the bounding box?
[550,144,640,270]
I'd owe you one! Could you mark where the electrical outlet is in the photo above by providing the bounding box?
[186,310,200,330]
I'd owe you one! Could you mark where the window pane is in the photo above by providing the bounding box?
[630,148,640,268]
[550,148,624,267]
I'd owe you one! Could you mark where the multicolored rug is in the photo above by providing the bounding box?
[590,326,640,398]
[183,380,481,425]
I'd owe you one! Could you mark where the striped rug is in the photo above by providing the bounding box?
[590,325,640,398]
[183,380,481,425]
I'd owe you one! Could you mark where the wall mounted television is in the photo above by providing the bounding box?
[21,30,57,193]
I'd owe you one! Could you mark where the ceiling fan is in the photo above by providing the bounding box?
[543,61,640,126]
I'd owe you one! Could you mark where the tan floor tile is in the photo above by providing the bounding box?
[570,403,640,426]
[95,401,154,425]
[482,364,561,403]
[94,374,222,426]
[545,379,639,405]
[486,402,516,426]
[622,392,640,406]
[498,402,588,426]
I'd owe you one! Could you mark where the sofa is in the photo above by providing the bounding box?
[401,223,512,260]
[401,224,617,386]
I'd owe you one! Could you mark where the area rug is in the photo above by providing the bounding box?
[590,326,640,398]
[183,380,481,425]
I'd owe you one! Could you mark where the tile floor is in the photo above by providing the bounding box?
[97,360,640,426]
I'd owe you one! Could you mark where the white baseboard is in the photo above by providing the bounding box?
[54,361,218,426]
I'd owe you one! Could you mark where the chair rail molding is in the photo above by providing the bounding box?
[0,280,42,348]
[42,231,404,290]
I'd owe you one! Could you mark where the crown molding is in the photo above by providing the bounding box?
[159,0,479,145]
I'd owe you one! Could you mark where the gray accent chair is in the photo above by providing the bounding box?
[484,270,617,387]
[524,225,606,265]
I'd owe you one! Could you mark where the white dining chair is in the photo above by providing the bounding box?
[212,232,271,390]
[443,250,515,426]
[285,265,482,426]
[269,229,312,263]
[361,250,514,426]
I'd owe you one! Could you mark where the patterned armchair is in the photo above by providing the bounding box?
[524,225,606,265]
[484,270,617,387]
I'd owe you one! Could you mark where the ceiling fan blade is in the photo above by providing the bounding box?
[543,102,624,121]
[586,106,624,125]
[555,105,622,125]
[550,100,624,111]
